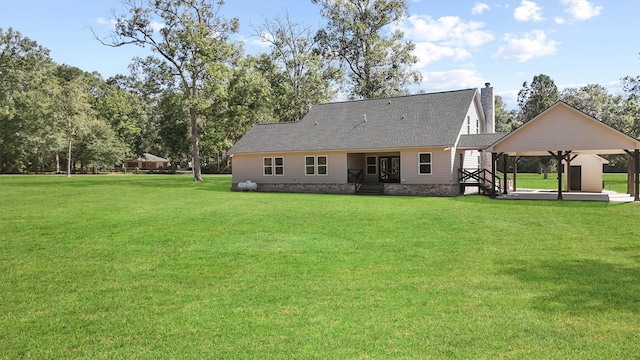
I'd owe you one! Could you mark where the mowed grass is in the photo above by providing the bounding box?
[515,172,629,193]
[1,174,638,359]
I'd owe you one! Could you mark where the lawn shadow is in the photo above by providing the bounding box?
[498,258,640,315]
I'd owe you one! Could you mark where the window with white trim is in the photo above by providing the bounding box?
[305,155,328,176]
[366,156,377,175]
[418,152,432,175]
[263,156,284,176]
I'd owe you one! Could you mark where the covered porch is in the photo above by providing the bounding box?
[484,103,640,201]
[347,152,401,184]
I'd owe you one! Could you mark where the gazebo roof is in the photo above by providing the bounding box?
[485,102,640,156]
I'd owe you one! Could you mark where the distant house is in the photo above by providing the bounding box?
[228,85,640,199]
[124,153,169,171]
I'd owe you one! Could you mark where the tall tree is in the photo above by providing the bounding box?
[157,92,191,164]
[200,56,276,172]
[312,0,421,99]
[53,65,97,176]
[0,28,56,173]
[98,0,240,181]
[94,85,149,157]
[494,95,519,133]
[516,74,559,178]
[517,74,558,123]
[256,13,340,122]
[621,75,640,139]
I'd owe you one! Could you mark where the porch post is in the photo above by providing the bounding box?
[556,151,563,200]
[503,153,508,194]
[513,157,521,192]
[633,149,640,201]
[491,152,497,198]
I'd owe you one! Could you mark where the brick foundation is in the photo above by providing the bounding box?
[232,183,355,194]
[232,182,461,197]
[384,183,460,197]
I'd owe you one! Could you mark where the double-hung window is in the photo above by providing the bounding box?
[418,152,432,175]
[263,156,284,176]
[366,156,377,175]
[305,155,328,176]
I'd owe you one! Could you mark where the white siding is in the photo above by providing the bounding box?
[461,100,482,135]
[566,154,606,192]
[232,152,348,184]
[462,150,480,169]
[400,148,453,184]
[451,97,483,178]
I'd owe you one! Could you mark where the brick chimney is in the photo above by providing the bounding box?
[480,82,495,134]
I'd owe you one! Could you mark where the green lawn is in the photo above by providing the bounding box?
[514,172,629,193]
[1,174,638,359]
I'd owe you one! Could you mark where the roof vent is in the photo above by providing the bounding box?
[314,121,318,125]
[363,114,367,122]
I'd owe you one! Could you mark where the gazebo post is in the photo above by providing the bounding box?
[633,149,640,201]
[512,157,519,192]
[491,152,497,198]
[556,151,563,200]
[503,153,509,194]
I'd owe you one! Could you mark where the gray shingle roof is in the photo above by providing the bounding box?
[458,133,508,148]
[229,89,478,155]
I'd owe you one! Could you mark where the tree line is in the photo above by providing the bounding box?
[1,0,638,177]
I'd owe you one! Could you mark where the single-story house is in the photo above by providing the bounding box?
[228,84,502,196]
[228,84,640,200]
[123,153,170,171]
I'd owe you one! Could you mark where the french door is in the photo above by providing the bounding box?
[379,156,400,183]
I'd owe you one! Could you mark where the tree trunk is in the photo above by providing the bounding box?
[55,153,60,174]
[66,139,72,177]
[189,107,202,182]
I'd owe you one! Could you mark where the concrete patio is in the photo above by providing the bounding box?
[496,189,635,202]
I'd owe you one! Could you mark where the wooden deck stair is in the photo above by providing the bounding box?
[458,168,502,197]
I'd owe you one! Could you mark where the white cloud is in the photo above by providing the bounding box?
[413,42,471,68]
[514,0,544,22]
[259,31,274,44]
[402,15,494,48]
[561,0,602,21]
[492,30,559,62]
[472,2,490,15]
[419,69,486,90]
[400,15,493,69]
[554,17,566,24]
[150,21,164,32]
[247,32,273,48]
[96,17,117,28]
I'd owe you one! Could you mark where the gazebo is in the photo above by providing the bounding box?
[484,102,640,201]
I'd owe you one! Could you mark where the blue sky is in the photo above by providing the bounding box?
[1,0,637,108]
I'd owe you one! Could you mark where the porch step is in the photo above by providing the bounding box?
[607,192,635,202]
[355,183,385,195]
